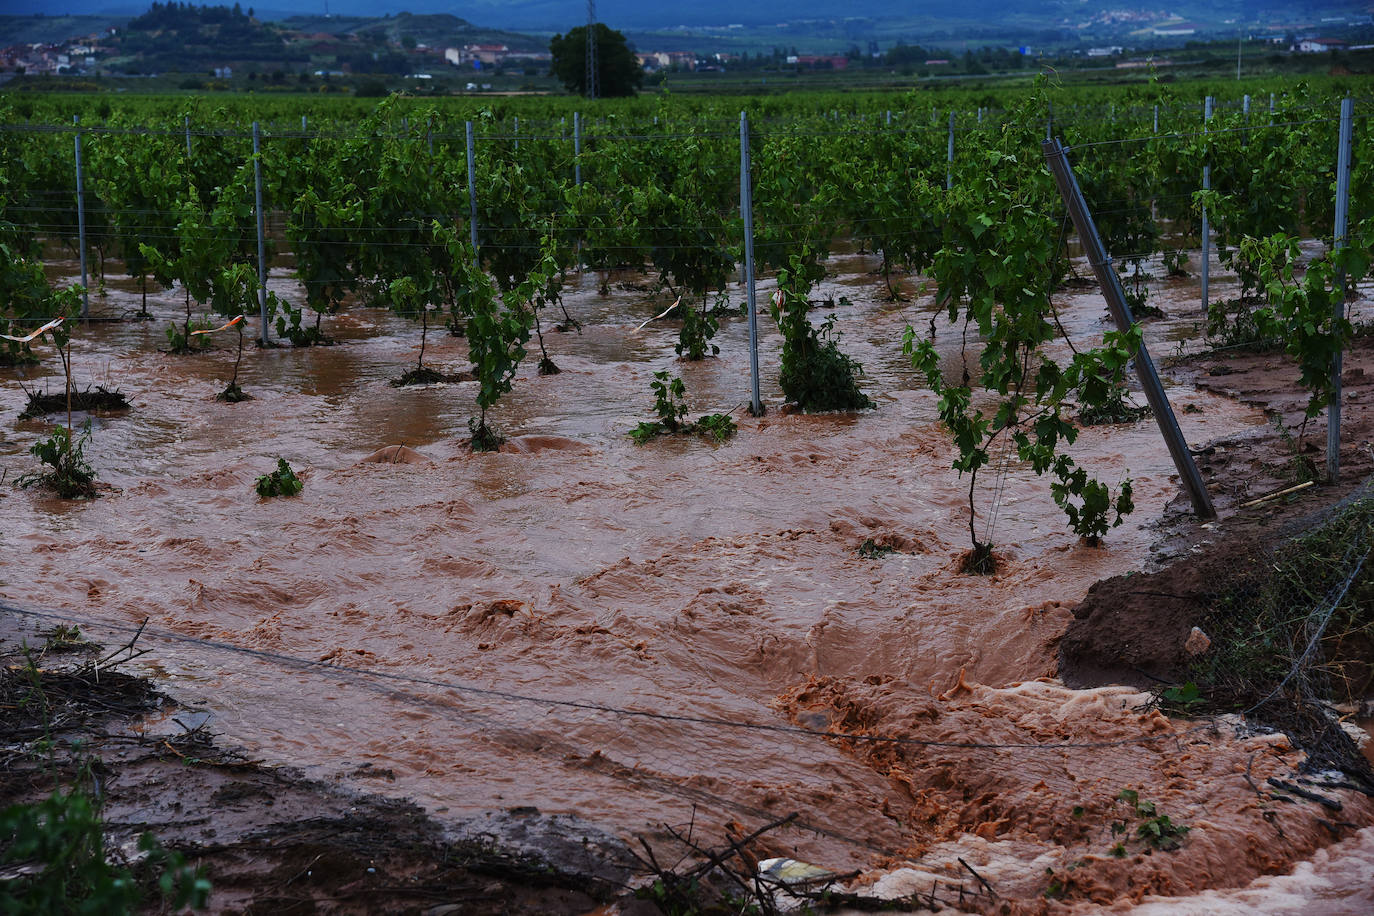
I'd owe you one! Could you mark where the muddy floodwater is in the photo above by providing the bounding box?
[4,251,1373,913]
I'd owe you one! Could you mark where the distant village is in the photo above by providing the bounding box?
[1,20,1369,82]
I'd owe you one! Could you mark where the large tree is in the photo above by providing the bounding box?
[549,24,643,98]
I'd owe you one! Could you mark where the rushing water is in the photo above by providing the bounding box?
[4,254,1371,910]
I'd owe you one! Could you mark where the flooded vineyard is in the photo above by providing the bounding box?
[3,246,1373,914]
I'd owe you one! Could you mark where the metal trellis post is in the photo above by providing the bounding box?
[740,112,763,417]
[946,110,954,191]
[1201,96,1212,311]
[466,120,479,260]
[1043,138,1215,519]
[253,121,268,345]
[73,116,89,319]
[574,111,582,185]
[1329,96,1354,483]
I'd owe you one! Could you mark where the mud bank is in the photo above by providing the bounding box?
[3,251,1374,911]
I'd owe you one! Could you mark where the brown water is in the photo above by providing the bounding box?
[4,253,1371,909]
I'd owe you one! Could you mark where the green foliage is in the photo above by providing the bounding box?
[273,298,328,347]
[1116,789,1190,851]
[549,24,644,97]
[1077,377,1151,425]
[1051,461,1134,545]
[164,317,214,355]
[858,539,898,559]
[772,252,873,412]
[0,248,81,368]
[254,458,302,498]
[1162,249,1189,278]
[693,413,738,442]
[460,233,556,451]
[18,422,97,499]
[650,370,689,432]
[848,133,941,300]
[630,371,737,445]
[1158,681,1204,714]
[1241,233,1355,421]
[675,298,721,361]
[904,83,1136,555]
[0,786,210,914]
[0,788,137,914]
[629,421,668,445]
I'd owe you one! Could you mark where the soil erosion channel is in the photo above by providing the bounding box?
[3,251,1372,911]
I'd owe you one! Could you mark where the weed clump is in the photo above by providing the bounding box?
[468,416,504,453]
[857,539,898,559]
[1077,383,1151,426]
[630,371,737,445]
[19,386,129,420]
[391,366,456,387]
[771,254,873,413]
[18,423,97,499]
[254,458,303,498]
[216,382,251,403]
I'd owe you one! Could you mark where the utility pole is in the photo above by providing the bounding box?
[585,0,598,100]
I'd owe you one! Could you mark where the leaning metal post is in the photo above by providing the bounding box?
[1043,138,1215,519]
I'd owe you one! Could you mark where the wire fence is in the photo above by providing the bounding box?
[1190,476,1374,782]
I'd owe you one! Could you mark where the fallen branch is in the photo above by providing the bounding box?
[958,856,997,899]
[1241,480,1315,509]
[1268,777,1343,811]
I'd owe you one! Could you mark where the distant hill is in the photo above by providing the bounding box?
[0,14,127,46]
[281,12,545,52]
[4,0,1370,57]
[6,0,1373,35]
